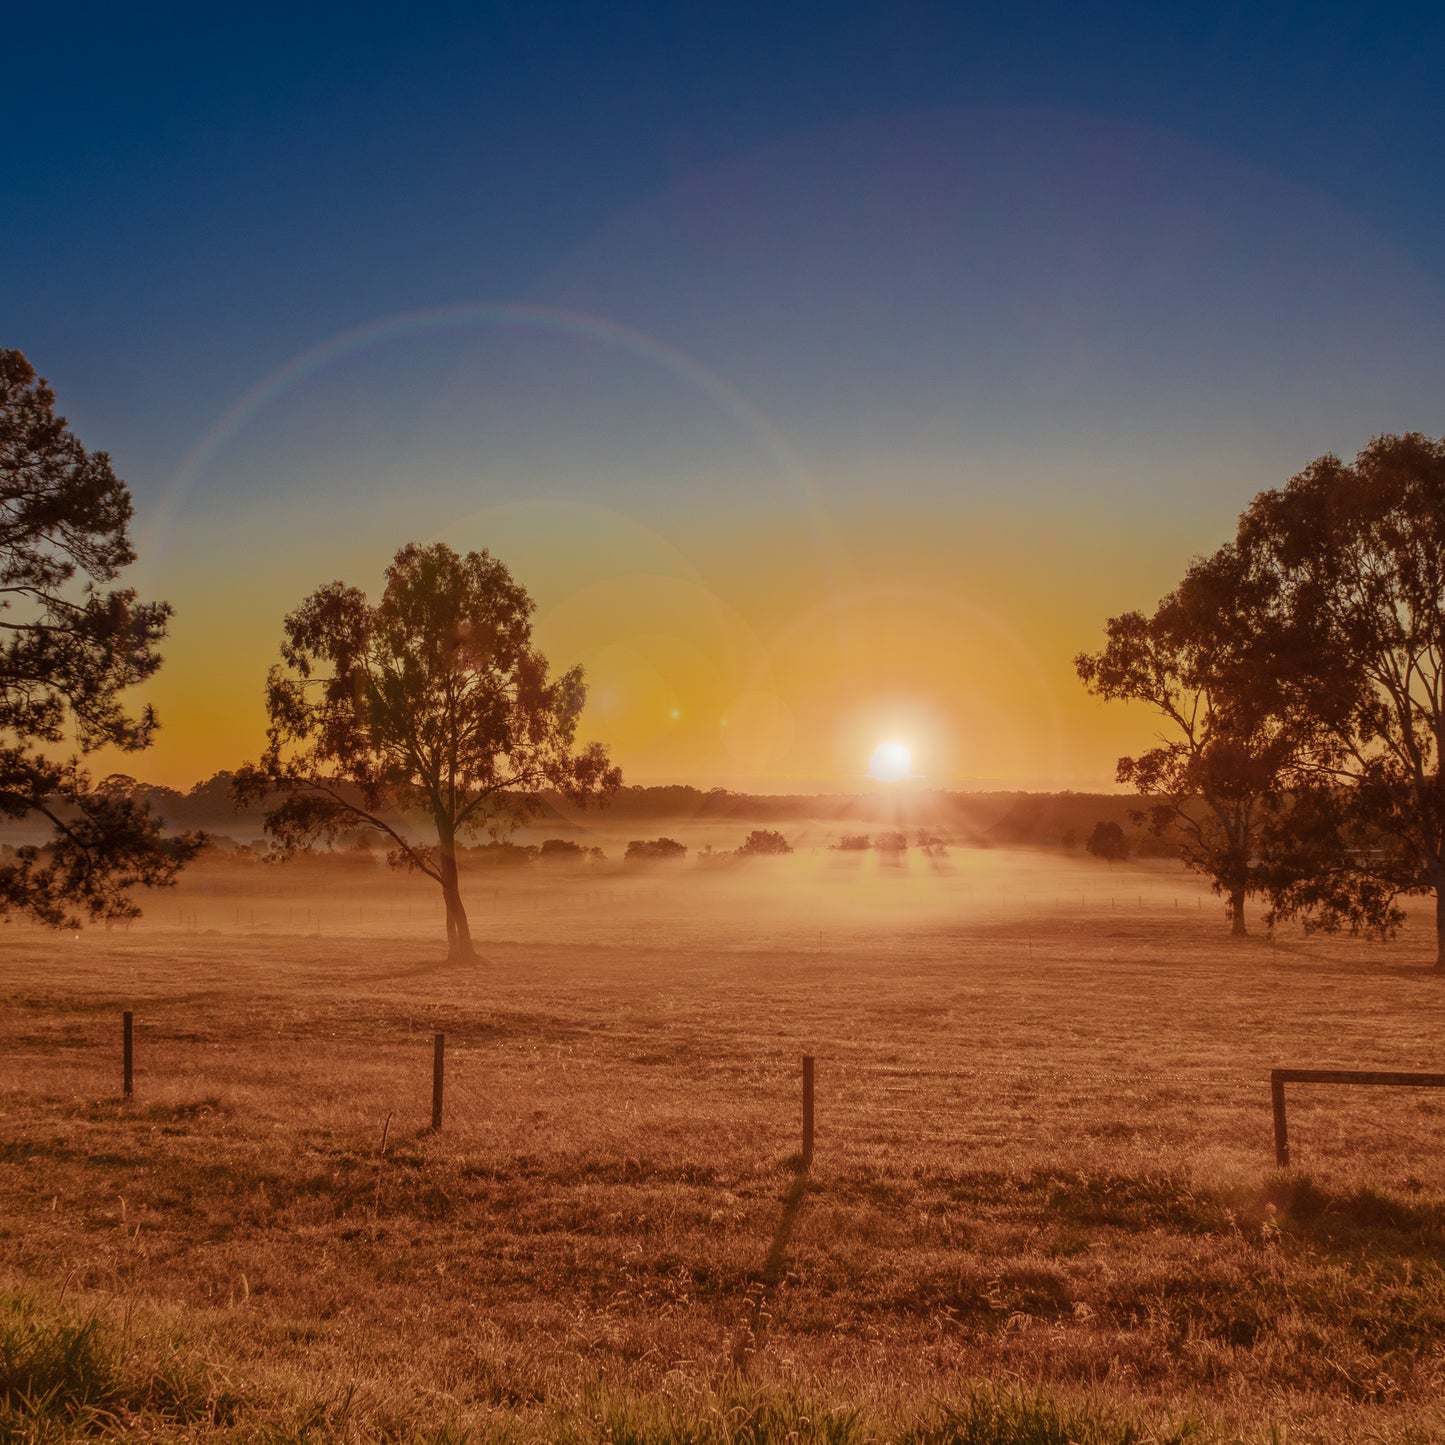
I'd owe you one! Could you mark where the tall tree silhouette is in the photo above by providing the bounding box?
[1076,545,1314,935]
[1231,433,1445,965]
[0,348,200,924]
[237,542,620,960]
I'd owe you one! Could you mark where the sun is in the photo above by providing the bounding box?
[867,739,913,782]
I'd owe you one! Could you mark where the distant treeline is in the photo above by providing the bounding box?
[0,771,1172,855]
[598,786,1171,854]
[0,773,1160,853]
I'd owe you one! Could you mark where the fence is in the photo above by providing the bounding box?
[1270,1067,1445,1167]
[110,1010,819,1159]
[70,1011,1445,1171]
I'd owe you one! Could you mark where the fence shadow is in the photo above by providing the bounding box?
[730,1158,811,1371]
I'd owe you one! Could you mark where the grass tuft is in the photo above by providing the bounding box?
[549,1383,1192,1445]
[0,1288,238,1439]
[0,1294,121,1430]
[557,1384,867,1444]
[902,1386,1198,1445]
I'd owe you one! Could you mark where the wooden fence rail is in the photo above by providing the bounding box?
[1271,1067,1445,1167]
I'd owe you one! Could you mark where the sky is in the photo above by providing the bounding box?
[6,2,1445,792]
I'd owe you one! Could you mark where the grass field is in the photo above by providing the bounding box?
[3,843,1445,1442]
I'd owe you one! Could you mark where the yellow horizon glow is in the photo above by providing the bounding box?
[101,496,1198,794]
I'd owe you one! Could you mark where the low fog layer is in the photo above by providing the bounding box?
[82,836,1317,958]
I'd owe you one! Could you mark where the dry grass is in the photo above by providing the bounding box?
[3,843,1445,1441]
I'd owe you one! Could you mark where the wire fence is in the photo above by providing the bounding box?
[7,1008,1442,1187]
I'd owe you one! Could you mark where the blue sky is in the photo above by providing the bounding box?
[10,2,1445,471]
[6,3,1445,787]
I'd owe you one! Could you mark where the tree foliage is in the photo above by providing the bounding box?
[625,837,687,862]
[1082,432,1445,962]
[1075,546,1313,933]
[1229,433,1445,959]
[0,349,199,925]
[736,828,792,856]
[235,542,620,959]
[1084,820,1128,863]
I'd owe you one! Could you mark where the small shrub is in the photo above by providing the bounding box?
[469,842,539,866]
[625,837,687,862]
[834,834,871,851]
[737,829,792,856]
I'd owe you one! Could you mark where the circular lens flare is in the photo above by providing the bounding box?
[868,739,913,782]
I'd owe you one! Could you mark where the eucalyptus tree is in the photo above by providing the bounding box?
[1232,433,1445,964]
[0,348,200,925]
[1076,544,1313,936]
[236,542,620,960]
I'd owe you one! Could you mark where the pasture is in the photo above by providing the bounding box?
[3,842,1445,1442]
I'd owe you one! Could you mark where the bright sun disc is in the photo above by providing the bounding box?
[867,739,912,782]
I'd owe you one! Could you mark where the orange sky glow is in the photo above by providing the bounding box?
[127,495,1200,794]
[80,110,1445,795]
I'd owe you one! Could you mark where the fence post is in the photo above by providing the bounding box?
[802,1055,814,1166]
[1271,1070,1289,1168]
[432,1033,445,1131]
[123,1011,133,1097]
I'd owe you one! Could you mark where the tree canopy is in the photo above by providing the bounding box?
[625,837,687,862]
[0,348,199,925]
[1076,545,1313,933]
[1085,820,1128,863]
[1229,433,1445,962]
[236,541,620,960]
[1082,432,1445,963]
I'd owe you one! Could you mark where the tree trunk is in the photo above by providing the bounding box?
[438,830,477,962]
[1436,888,1445,972]
[1228,884,1247,938]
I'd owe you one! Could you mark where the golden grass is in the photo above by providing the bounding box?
[3,844,1445,1441]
